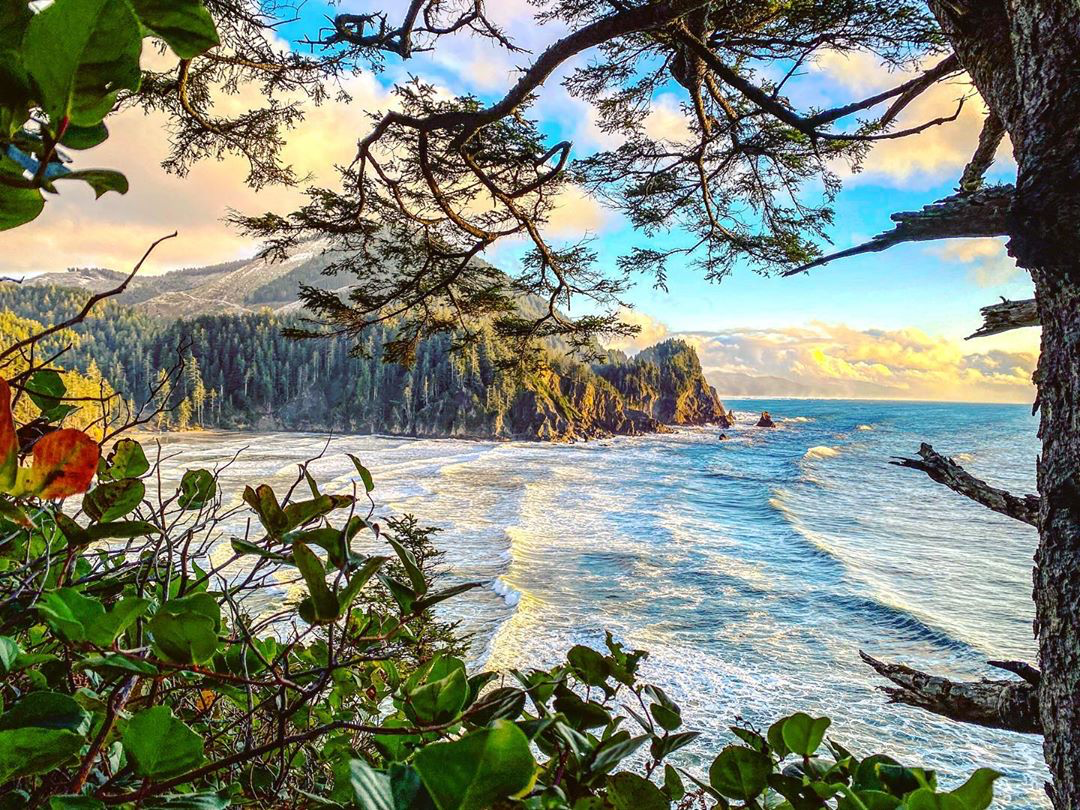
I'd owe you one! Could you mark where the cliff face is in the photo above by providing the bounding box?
[595,339,730,427]
[506,339,729,442]
[2,285,727,442]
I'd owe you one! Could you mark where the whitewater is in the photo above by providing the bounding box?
[146,398,1046,807]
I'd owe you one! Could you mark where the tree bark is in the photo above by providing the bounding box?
[1031,269,1080,809]
[924,3,1080,805]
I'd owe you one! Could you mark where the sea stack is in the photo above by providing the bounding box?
[756,411,775,428]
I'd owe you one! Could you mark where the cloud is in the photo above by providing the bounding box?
[602,308,670,353]
[933,237,1024,287]
[810,50,1014,189]
[2,68,394,275]
[664,321,1033,403]
[643,93,693,142]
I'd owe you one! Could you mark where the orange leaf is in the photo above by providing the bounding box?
[18,429,100,499]
[0,379,17,491]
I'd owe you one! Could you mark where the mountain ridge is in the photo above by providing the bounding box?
[8,253,731,441]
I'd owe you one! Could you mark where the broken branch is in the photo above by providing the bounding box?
[891,442,1040,526]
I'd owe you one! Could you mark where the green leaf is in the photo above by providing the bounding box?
[49,798,105,810]
[37,587,105,642]
[664,764,685,802]
[178,469,215,509]
[122,705,205,778]
[243,483,287,535]
[349,760,424,810]
[412,582,478,613]
[338,555,388,613]
[102,438,149,479]
[57,168,128,198]
[651,703,681,731]
[591,733,648,775]
[128,0,220,58]
[23,0,143,126]
[567,644,609,687]
[708,746,770,801]
[466,687,526,725]
[0,636,18,672]
[606,772,669,810]
[387,537,426,594]
[86,520,157,540]
[948,768,1001,810]
[88,596,150,646]
[407,667,468,724]
[59,122,109,149]
[293,542,339,623]
[149,602,219,664]
[0,173,43,230]
[24,369,73,421]
[0,692,91,780]
[282,494,339,530]
[781,712,831,756]
[905,789,964,810]
[413,720,536,810]
[84,477,144,522]
[38,589,150,646]
[348,454,375,493]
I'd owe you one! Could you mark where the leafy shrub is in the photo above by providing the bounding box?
[1,0,219,230]
[0,372,1001,808]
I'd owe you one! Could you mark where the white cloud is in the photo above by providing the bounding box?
[933,237,1025,287]
[810,50,1014,189]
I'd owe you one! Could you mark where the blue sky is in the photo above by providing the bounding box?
[1,0,1038,401]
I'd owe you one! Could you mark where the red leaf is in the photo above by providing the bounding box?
[23,428,99,498]
[0,379,17,490]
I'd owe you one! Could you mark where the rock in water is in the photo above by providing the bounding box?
[756,411,776,428]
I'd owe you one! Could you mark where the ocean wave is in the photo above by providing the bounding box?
[491,577,522,607]
[781,416,812,423]
[804,445,840,459]
[823,593,974,654]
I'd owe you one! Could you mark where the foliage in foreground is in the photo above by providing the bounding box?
[0,372,1003,809]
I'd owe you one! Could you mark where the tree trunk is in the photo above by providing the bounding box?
[1031,268,1080,809]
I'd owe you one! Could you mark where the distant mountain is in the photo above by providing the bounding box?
[24,244,337,318]
[7,248,730,441]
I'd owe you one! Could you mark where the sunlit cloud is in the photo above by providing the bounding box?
[932,237,1024,288]
[810,50,1014,189]
[608,311,1036,403]
[2,71,395,274]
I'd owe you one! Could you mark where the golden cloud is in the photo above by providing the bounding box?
[811,50,1014,188]
[933,237,1024,287]
[684,321,1036,403]
[3,72,394,275]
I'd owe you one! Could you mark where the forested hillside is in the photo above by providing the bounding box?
[0,283,728,440]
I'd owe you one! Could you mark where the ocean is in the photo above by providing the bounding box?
[144,398,1047,807]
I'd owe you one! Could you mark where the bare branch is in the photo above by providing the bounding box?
[785,185,1013,275]
[967,297,1039,339]
[860,651,1041,735]
[958,111,1006,191]
[891,442,1040,526]
[0,233,177,364]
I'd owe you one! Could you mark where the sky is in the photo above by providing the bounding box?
[1,1,1039,403]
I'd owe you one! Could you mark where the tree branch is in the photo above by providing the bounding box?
[967,297,1039,339]
[958,111,1006,191]
[891,442,1040,526]
[860,651,1041,734]
[785,185,1013,275]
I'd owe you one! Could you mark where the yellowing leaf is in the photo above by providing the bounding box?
[15,429,99,498]
[0,379,18,490]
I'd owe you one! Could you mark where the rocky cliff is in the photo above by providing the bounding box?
[11,259,729,442]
